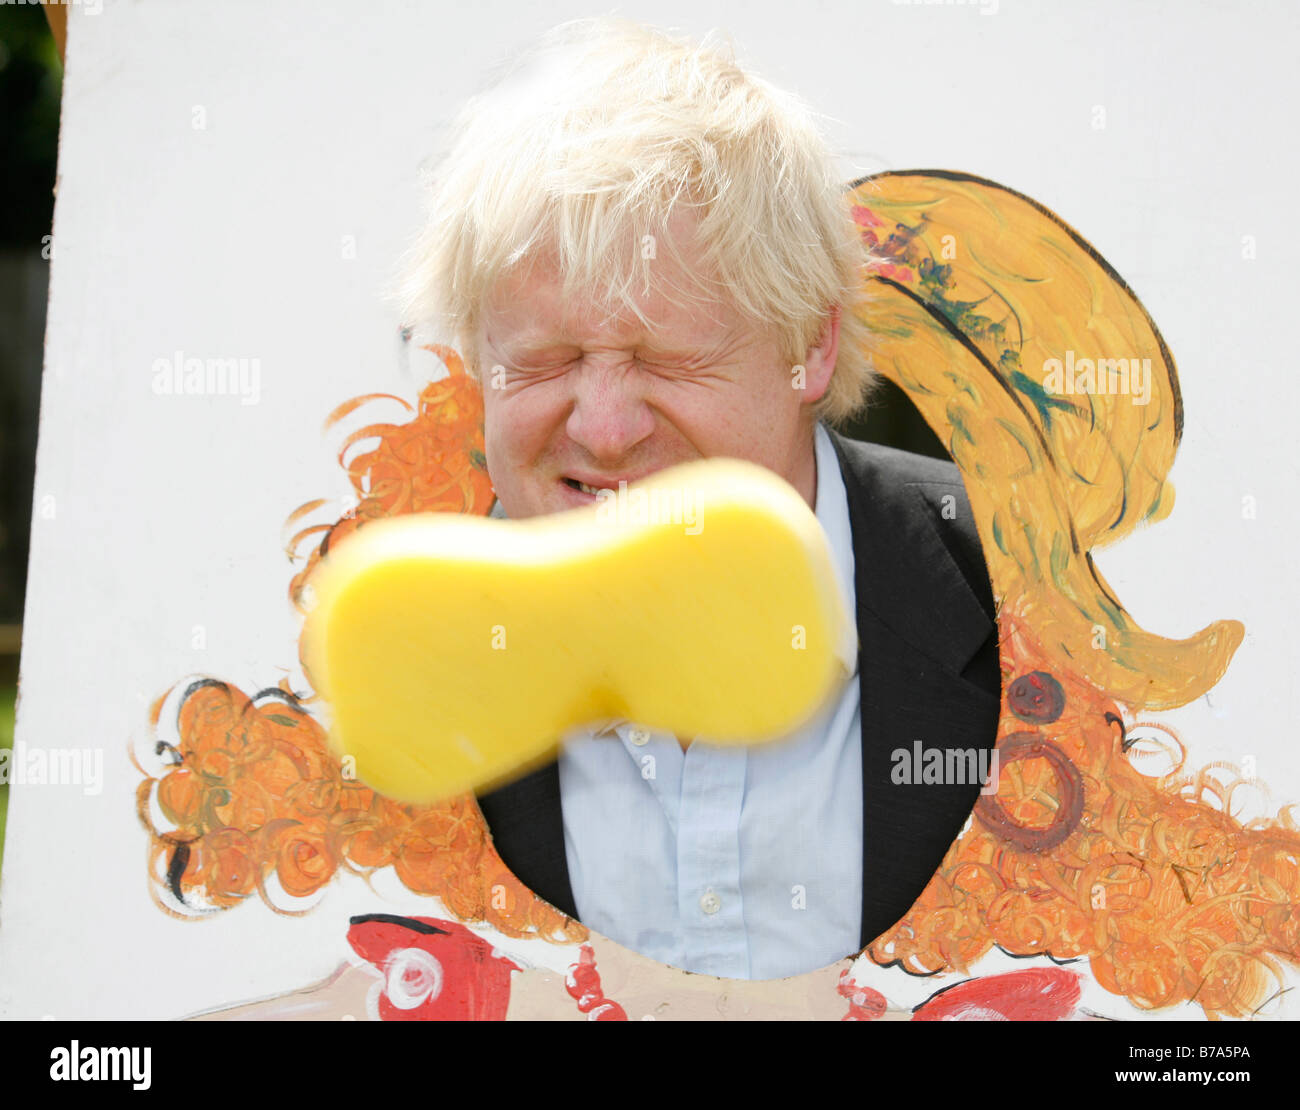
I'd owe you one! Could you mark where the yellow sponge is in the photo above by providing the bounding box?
[301,458,855,804]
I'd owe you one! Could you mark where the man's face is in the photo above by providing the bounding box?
[476,217,835,519]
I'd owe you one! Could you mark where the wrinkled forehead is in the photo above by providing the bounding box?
[478,209,743,349]
[482,266,737,351]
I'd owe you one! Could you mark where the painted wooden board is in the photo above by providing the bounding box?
[1,0,1297,1022]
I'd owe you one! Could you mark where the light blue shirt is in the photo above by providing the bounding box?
[557,423,863,979]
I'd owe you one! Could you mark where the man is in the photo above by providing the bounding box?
[393,18,1001,979]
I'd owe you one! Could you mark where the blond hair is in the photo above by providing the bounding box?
[388,17,876,426]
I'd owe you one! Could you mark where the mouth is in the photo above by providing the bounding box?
[563,477,609,497]
[559,469,664,502]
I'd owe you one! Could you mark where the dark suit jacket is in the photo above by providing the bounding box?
[477,429,1003,952]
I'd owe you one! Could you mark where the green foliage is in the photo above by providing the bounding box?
[0,4,62,246]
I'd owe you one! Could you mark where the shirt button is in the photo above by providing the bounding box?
[699,889,722,915]
[629,728,651,746]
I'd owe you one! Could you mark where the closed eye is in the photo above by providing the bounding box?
[494,361,574,387]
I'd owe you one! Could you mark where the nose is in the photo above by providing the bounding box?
[564,357,655,463]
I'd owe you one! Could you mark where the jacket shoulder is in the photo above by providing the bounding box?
[831,433,966,490]
[827,431,994,623]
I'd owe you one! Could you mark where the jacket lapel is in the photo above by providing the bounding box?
[825,430,1001,951]
[475,759,579,921]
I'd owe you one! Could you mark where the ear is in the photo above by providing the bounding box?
[798,305,841,406]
